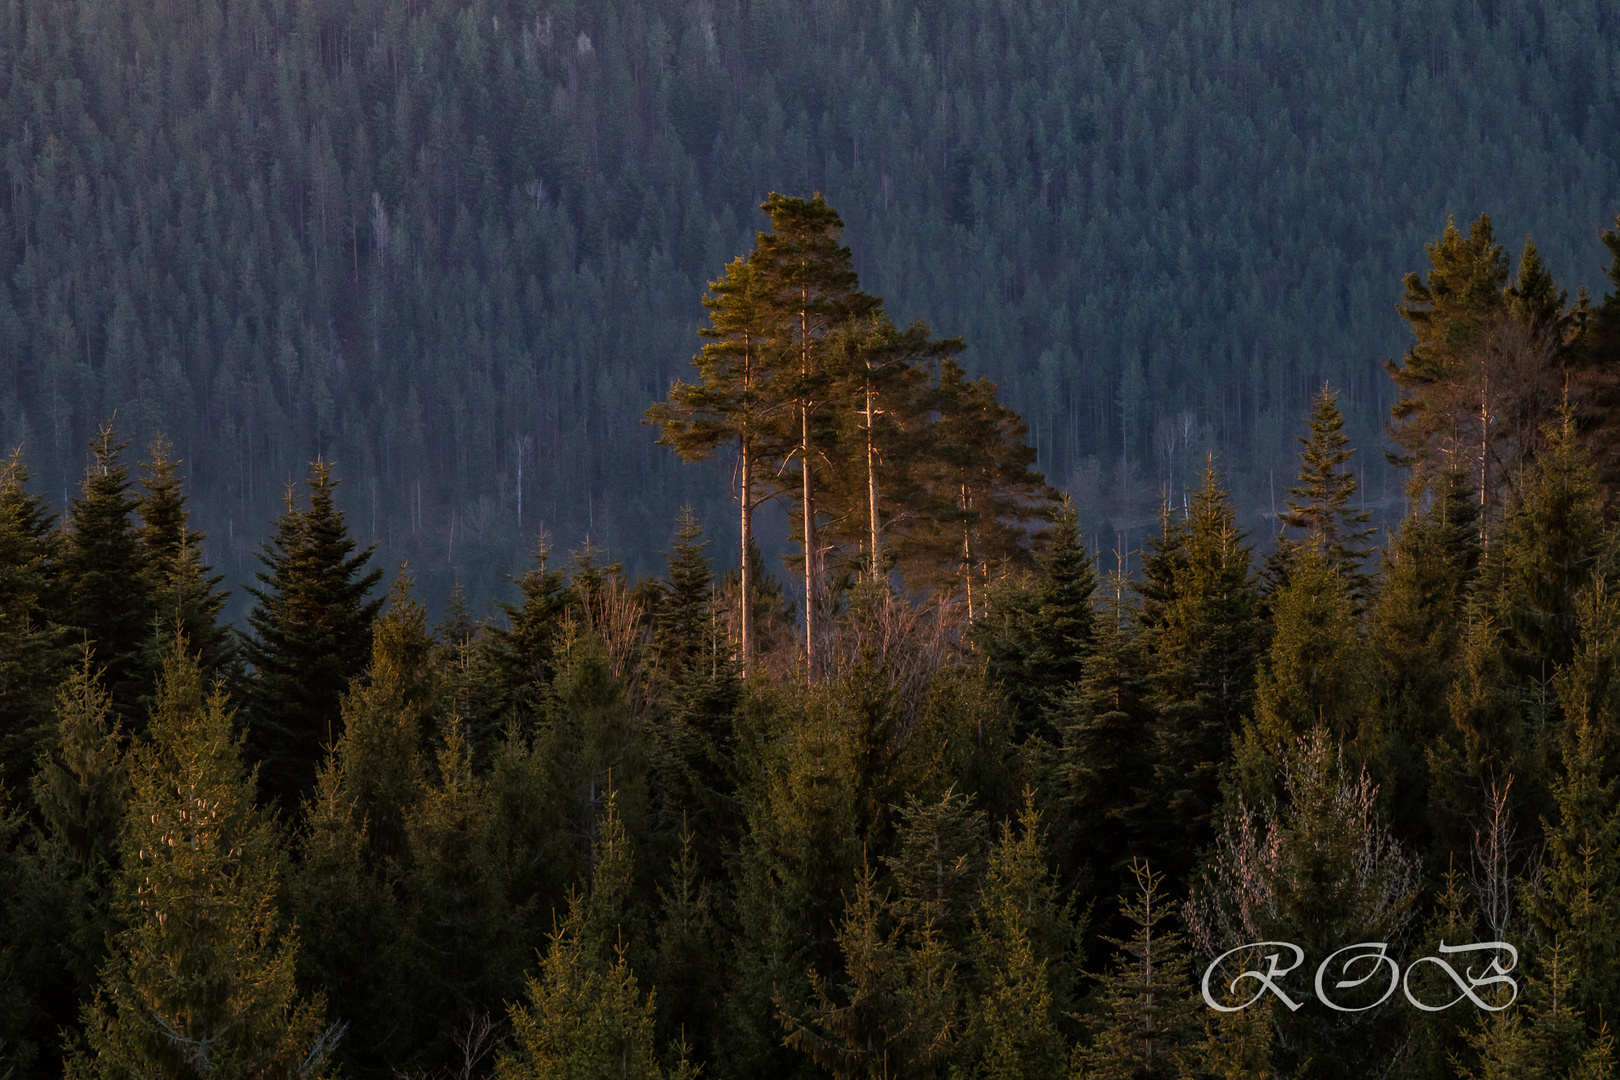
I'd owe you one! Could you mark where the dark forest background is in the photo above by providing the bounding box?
[2,0,1619,617]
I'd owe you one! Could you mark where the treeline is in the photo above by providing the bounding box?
[6,211,1620,1077]
[3,0,1619,607]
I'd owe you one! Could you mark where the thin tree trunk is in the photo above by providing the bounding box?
[739,434,753,676]
[803,399,816,680]
[866,376,880,583]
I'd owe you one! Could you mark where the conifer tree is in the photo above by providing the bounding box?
[1235,547,1373,806]
[69,639,337,1080]
[0,449,62,793]
[1368,467,1481,851]
[497,787,663,1080]
[330,575,434,863]
[1273,383,1374,597]
[402,717,523,1069]
[57,421,155,728]
[1075,860,1200,1080]
[914,359,1050,614]
[242,459,383,811]
[1058,570,1152,903]
[646,256,776,674]
[649,818,721,1067]
[972,499,1094,745]
[134,437,232,685]
[485,538,574,726]
[1570,210,1620,504]
[778,858,907,1080]
[958,794,1078,1080]
[1386,214,1510,478]
[283,754,410,1080]
[748,193,880,679]
[1136,466,1263,887]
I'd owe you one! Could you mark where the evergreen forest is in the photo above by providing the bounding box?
[2,0,1620,605]
[7,0,1620,1077]
[7,186,1620,1076]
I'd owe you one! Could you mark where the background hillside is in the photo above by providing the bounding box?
[2,0,1618,614]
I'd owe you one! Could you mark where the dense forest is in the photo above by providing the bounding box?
[2,0,1619,612]
[6,185,1620,1077]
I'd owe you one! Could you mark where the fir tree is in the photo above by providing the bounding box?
[1058,570,1153,909]
[56,421,155,728]
[1075,860,1200,1080]
[68,638,338,1080]
[1272,383,1374,598]
[134,437,232,686]
[958,794,1078,1080]
[242,459,383,812]
[1137,466,1264,888]
[0,449,62,794]
[485,537,574,727]
[497,787,663,1080]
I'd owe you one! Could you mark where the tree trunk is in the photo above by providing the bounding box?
[866,376,880,583]
[739,434,753,676]
[802,398,816,680]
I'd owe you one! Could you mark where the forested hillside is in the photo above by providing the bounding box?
[2,0,1619,611]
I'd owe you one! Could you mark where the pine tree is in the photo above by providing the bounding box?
[646,256,776,674]
[1386,214,1510,478]
[1570,211,1620,505]
[0,449,63,794]
[1272,383,1374,598]
[748,193,880,679]
[68,638,338,1080]
[56,421,155,728]
[242,459,383,811]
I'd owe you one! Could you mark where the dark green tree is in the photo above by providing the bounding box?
[56,421,154,727]
[68,639,338,1080]
[242,459,383,812]
[1136,466,1264,888]
[0,449,62,793]
[1272,383,1375,598]
[134,436,232,687]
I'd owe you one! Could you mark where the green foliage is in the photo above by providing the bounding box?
[1075,859,1201,1080]
[1273,383,1375,599]
[243,459,383,812]
[56,422,154,728]
[70,638,337,1080]
[0,449,62,794]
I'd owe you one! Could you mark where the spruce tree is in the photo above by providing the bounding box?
[957,794,1078,1080]
[1075,860,1200,1080]
[134,437,232,685]
[1367,467,1480,853]
[1058,571,1153,906]
[242,459,382,812]
[1136,466,1264,888]
[57,421,155,728]
[1272,383,1374,598]
[69,639,337,1080]
[485,538,575,727]
[0,449,62,793]
[497,787,663,1080]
